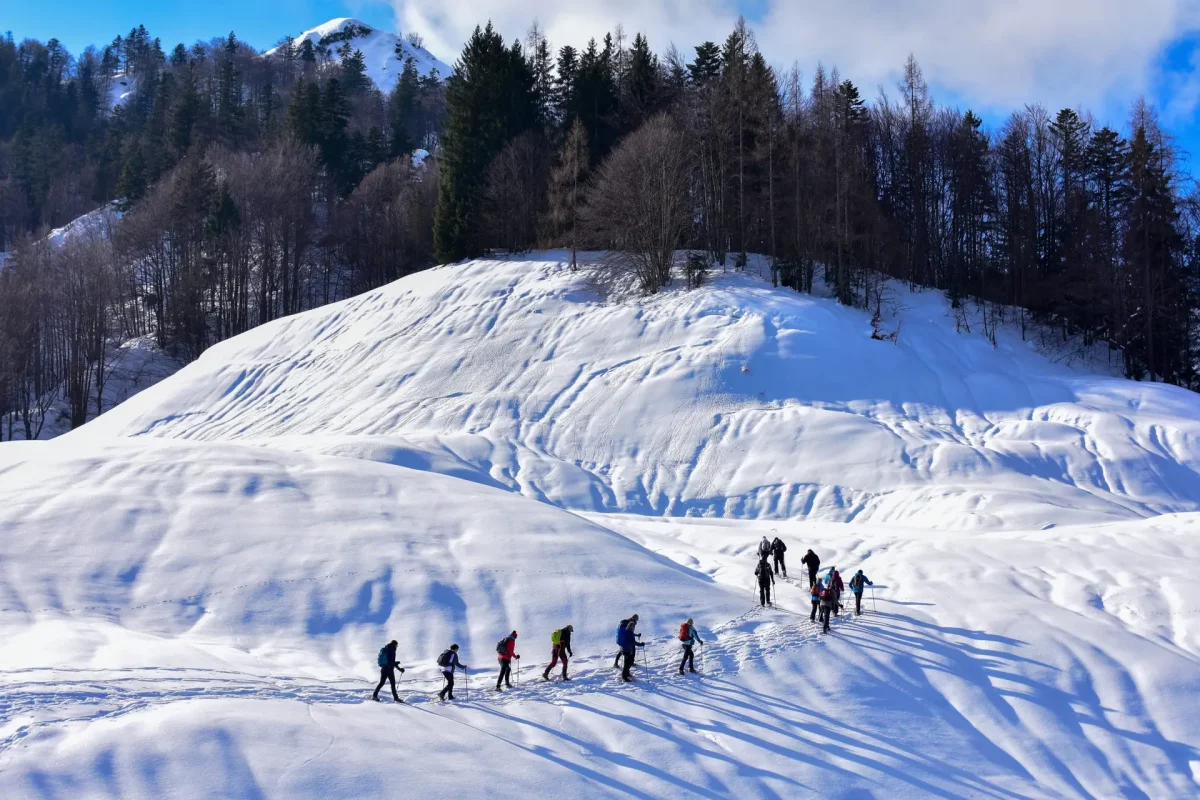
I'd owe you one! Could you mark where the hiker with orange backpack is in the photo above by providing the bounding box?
[677,618,703,675]
[542,625,574,681]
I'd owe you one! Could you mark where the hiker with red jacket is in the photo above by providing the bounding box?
[542,625,574,681]
[829,569,845,615]
[809,581,821,622]
[495,631,520,691]
[678,618,703,675]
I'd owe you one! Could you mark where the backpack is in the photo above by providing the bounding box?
[551,629,562,646]
[773,538,786,553]
[377,647,389,667]
[616,621,628,647]
[436,649,453,668]
[496,637,509,656]
[678,622,690,642]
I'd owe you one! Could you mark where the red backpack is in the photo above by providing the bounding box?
[679,623,690,641]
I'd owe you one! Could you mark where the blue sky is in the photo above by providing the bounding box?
[7,0,1200,177]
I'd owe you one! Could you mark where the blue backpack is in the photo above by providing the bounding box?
[615,621,628,648]
[377,647,389,667]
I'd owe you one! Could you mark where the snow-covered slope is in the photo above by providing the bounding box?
[73,254,1200,530]
[4,254,1200,798]
[269,18,449,93]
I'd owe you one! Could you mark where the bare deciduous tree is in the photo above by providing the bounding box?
[584,114,692,294]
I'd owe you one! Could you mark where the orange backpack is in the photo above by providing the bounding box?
[678,622,690,641]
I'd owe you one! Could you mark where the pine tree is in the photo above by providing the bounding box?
[548,118,589,268]
[688,42,721,84]
[433,24,537,262]
[342,49,369,95]
[389,56,419,158]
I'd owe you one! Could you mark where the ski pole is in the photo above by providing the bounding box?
[871,585,876,612]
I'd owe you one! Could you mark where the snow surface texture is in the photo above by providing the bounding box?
[2,255,1199,798]
[75,254,1200,531]
[268,18,449,93]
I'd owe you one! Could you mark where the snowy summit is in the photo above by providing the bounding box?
[270,18,449,93]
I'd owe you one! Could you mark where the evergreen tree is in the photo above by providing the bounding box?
[547,118,589,267]
[434,24,537,262]
[688,42,721,84]
[342,49,369,95]
[389,56,420,158]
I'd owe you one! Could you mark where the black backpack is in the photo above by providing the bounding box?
[437,649,453,668]
[496,637,509,656]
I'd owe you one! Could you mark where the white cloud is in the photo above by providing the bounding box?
[384,0,1200,121]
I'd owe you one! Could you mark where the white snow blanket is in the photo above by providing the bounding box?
[2,254,1199,798]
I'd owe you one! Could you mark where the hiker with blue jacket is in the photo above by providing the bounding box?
[618,614,645,682]
[437,644,468,701]
[848,569,874,615]
[372,639,406,702]
[678,618,703,675]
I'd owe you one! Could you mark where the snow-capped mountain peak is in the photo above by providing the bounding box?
[271,17,450,93]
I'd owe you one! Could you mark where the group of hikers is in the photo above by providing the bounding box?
[752,536,873,628]
[372,537,873,703]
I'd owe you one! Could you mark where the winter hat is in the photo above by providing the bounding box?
[511,631,518,638]
[450,644,459,650]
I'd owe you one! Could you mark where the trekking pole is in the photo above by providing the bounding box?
[871,585,876,612]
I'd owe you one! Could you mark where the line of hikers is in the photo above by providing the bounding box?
[371,615,707,702]
[372,537,872,702]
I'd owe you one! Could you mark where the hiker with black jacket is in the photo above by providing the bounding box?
[801,549,821,588]
[543,625,574,681]
[771,536,788,577]
[755,557,775,607]
[618,614,645,682]
[437,644,468,701]
[372,639,406,703]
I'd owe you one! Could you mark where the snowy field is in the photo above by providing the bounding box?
[2,255,1199,798]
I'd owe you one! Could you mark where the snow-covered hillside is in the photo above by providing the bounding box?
[75,254,1200,531]
[269,18,449,93]
[3,255,1199,798]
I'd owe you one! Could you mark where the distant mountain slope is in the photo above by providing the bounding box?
[69,253,1200,530]
[268,18,449,93]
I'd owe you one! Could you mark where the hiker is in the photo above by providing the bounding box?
[757,536,772,560]
[617,614,645,682]
[801,549,821,588]
[678,618,703,675]
[830,569,845,615]
[819,581,837,632]
[543,625,574,681]
[848,569,874,615]
[771,536,788,577]
[755,556,775,607]
[373,639,406,703]
[495,631,520,691]
[809,580,821,622]
[614,618,629,668]
[437,644,468,701]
